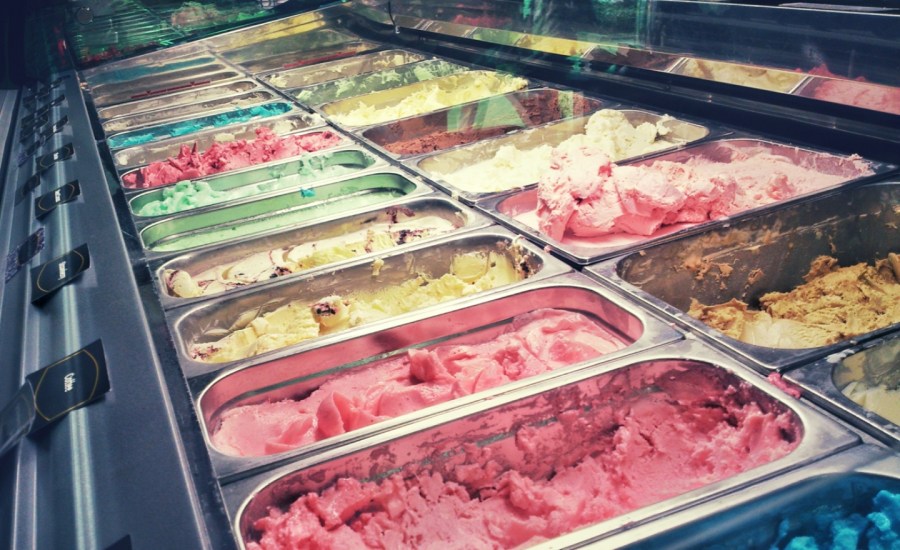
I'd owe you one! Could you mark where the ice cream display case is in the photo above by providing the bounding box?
[1,0,899,549]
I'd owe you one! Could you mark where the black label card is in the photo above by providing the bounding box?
[31,244,90,303]
[4,228,45,283]
[35,180,80,220]
[40,115,68,140]
[25,340,110,433]
[16,173,42,205]
[37,143,74,172]
[35,94,65,117]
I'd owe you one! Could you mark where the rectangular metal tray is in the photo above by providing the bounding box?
[258,49,427,91]
[787,333,900,449]
[792,75,900,115]
[596,445,897,549]
[195,272,683,480]
[290,59,469,107]
[234,41,382,76]
[83,52,218,88]
[222,338,859,549]
[152,194,491,308]
[200,11,328,52]
[670,57,809,93]
[113,113,328,175]
[96,79,262,122]
[106,100,301,150]
[129,146,380,219]
[417,108,711,205]
[170,227,572,375]
[320,70,530,129]
[587,45,683,72]
[219,29,359,64]
[483,137,886,264]
[587,181,900,371]
[102,89,280,135]
[361,87,606,161]
[89,64,243,108]
[138,168,433,256]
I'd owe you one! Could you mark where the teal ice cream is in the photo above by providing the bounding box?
[108,102,293,149]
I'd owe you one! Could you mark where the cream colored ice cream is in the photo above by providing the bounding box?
[842,382,900,424]
[165,214,458,298]
[324,71,528,127]
[689,254,900,348]
[678,59,805,93]
[434,109,681,193]
[189,250,527,363]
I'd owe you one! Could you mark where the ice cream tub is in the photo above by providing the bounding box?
[89,65,244,108]
[151,194,492,307]
[361,88,606,160]
[83,52,217,87]
[792,75,900,116]
[79,42,206,82]
[234,40,382,76]
[96,79,262,122]
[670,57,808,93]
[106,101,301,150]
[201,11,328,51]
[289,59,470,108]
[588,45,683,72]
[515,34,595,57]
[481,137,883,265]
[416,108,711,205]
[587,181,900,372]
[196,271,683,480]
[596,444,898,549]
[101,89,281,135]
[787,333,900,449]
[319,70,530,129]
[222,338,859,548]
[258,49,427,91]
[113,112,327,174]
[170,227,571,372]
[138,169,433,256]
[128,146,381,219]
[219,29,359,65]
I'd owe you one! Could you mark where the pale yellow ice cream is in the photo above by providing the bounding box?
[324,71,528,127]
[678,59,805,93]
[435,109,680,193]
[842,381,900,424]
[188,250,526,363]
[165,215,458,298]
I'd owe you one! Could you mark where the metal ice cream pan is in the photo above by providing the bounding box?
[105,101,301,151]
[258,49,427,91]
[587,45,683,72]
[102,89,281,135]
[234,40,382,75]
[669,57,809,93]
[129,146,380,219]
[289,59,470,108]
[597,444,897,549]
[96,79,262,122]
[195,271,683,481]
[114,112,327,175]
[201,11,329,52]
[219,29,359,65]
[138,169,434,256]
[223,338,859,549]
[319,70,530,130]
[89,64,242,108]
[362,88,607,161]
[170,227,571,374]
[80,43,207,82]
[83,53,218,87]
[152,195,491,309]
[792,75,900,115]
[415,108,711,205]
[587,181,900,372]
[482,137,886,265]
[515,34,595,57]
[787,333,900,449]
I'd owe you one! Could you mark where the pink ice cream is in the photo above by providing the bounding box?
[806,66,900,115]
[536,143,871,241]
[121,127,342,189]
[211,309,626,456]
[246,362,801,549]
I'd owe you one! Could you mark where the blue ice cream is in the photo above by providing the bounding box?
[107,102,293,149]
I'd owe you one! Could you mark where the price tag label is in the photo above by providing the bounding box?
[4,228,45,282]
[35,94,65,117]
[16,173,41,203]
[35,180,80,220]
[31,243,90,303]
[40,115,68,140]
[37,143,74,172]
